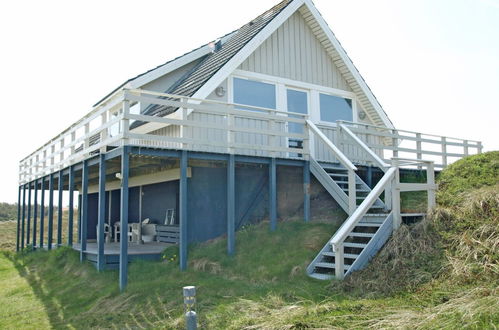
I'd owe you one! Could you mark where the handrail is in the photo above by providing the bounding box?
[307,120,357,171]
[331,167,396,247]
[338,123,390,170]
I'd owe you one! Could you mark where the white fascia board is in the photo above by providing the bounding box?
[129,32,236,89]
[302,0,394,130]
[192,0,305,100]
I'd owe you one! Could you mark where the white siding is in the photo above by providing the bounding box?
[239,11,351,92]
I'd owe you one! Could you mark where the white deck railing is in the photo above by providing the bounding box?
[19,88,482,185]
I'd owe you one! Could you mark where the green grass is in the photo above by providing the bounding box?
[1,152,498,329]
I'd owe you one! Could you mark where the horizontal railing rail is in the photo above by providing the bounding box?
[336,120,482,169]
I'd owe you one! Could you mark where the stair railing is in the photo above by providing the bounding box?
[330,167,397,279]
[307,120,358,215]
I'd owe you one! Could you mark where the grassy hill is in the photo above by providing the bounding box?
[1,151,498,329]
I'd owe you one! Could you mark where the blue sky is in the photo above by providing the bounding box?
[0,0,497,203]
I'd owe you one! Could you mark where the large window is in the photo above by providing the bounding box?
[233,77,276,110]
[319,93,353,123]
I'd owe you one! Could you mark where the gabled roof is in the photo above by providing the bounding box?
[104,0,394,129]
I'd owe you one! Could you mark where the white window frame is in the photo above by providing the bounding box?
[230,69,357,127]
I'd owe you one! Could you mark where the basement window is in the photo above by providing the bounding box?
[319,93,353,123]
[233,77,276,112]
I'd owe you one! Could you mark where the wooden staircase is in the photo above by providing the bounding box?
[308,160,393,280]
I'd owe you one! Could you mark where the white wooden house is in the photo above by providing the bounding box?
[17,0,482,290]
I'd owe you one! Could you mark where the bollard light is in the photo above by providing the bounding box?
[183,286,197,330]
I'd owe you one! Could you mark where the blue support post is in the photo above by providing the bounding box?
[33,179,38,248]
[27,183,31,246]
[269,158,277,231]
[97,154,106,271]
[48,173,54,250]
[68,166,74,246]
[16,186,21,252]
[304,161,310,222]
[57,171,63,246]
[40,178,45,249]
[77,194,81,243]
[81,161,89,261]
[21,184,26,250]
[119,147,130,291]
[179,150,188,271]
[366,166,373,189]
[227,154,235,256]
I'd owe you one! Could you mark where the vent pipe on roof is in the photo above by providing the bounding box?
[208,39,222,53]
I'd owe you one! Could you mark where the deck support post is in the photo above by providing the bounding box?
[21,184,26,250]
[33,179,38,249]
[68,166,75,246]
[179,150,188,271]
[366,166,373,188]
[57,171,64,246]
[40,178,45,249]
[77,194,81,244]
[27,183,31,246]
[227,154,235,256]
[97,154,107,271]
[269,158,277,231]
[119,147,130,291]
[80,160,89,261]
[48,174,54,250]
[16,186,21,252]
[303,161,310,223]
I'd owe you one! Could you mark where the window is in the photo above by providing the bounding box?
[319,93,353,123]
[233,77,276,110]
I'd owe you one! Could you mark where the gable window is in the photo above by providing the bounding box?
[233,77,276,111]
[319,93,353,123]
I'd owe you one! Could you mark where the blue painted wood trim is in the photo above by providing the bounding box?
[27,183,31,245]
[21,185,26,250]
[57,171,64,246]
[16,186,21,252]
[189,151,228,161]
[80,161,89,261]
[130,147,179,159]
[269,158,277,231]
[227,154,235,256]
[366,166,373,188]
[105,146,124,161]
[33,179,38,249]
[68,166,74,246]
[304,161,310,223]
[40,178,45,249]
[97,154,106,271]
[119,147,130,292]
[179,150,188,271]
[77,194,81,244]
[235,155,270,165]
[48,174,54,251]
[276,159,305,167]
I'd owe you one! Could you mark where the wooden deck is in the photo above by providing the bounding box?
[72,242,171,255]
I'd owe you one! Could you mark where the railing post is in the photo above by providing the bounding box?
[269,112,276,158]
[122,100,130,146]
[333,243,344,279]
[181,98,189,150]
[427,162,436,211]
[441,137,447,167]
[227,107,235,154]
[477,141,483,154]
[71,131,76,158]
[348,170,356,215]
[391,160,401,230]
[392,129,398,159]
[416,133,422,170]
[59,139,65,169]
[463,140,469,157]
[100,111,108,153]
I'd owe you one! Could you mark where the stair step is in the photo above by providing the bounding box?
[349,232,375,238]
[343,242,367,249]
[343,188,370,193]
[329,173,348,178]
[308,273,334,280]
[356,222,382,227]
[322,252,360,259]
[315,262,351,270]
